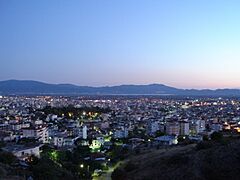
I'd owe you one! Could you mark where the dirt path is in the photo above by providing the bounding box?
[93,161,122,180]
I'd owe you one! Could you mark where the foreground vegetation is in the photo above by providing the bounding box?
[112,134,240,180]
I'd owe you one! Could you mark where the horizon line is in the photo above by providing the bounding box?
[1,79,240,91]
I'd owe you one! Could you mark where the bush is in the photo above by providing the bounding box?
[0,152,17,165]
[210,132,223,141]
[124,162,136,172]
[112,168,126,180]
[166,154,189,165]
[196,141,213,150]
[31,157,74,180]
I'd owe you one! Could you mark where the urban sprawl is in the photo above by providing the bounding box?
[0,95,240,179]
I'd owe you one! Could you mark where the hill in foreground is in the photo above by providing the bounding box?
[112,139,240,180]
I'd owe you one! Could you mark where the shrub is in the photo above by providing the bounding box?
[196,141,213,150]
[112,168,126,180]
[210,132,223,141]
[0,152,17,165]
[124,162,137,172]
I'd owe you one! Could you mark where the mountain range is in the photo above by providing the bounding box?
[0,80,239,96]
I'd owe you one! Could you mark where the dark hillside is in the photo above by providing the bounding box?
[112,140,240,180]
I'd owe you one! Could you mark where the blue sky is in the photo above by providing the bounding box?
[1,0,240,89]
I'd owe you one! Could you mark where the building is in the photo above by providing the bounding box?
[147,121,159,135]
[82,126,87,139]
[166,121,179,136]
[113,127,128,139]
[189,135,203,142]
[190,120,206,135]
[77,125,88,139]
[179,121,190,136]
[53,135,78,148]
[53,135,64,147]
[154,135,178,145]
[199,120,206,133]
[22,125,49,143]
[90,137,105,150]
[3,144,43,160]
[211,123,222,132]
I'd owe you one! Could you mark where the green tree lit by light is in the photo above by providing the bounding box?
[49,150,59,162]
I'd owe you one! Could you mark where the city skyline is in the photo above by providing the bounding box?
[1,0,240,89]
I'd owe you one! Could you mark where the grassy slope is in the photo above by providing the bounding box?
[112,140,240,180]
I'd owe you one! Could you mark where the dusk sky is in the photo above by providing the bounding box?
[1,0,240,89]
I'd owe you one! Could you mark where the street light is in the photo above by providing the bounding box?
[80,164,84,168]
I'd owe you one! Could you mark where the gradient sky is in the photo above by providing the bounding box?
[1,0,240,89]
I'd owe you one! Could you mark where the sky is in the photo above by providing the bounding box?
[1,0,240,89]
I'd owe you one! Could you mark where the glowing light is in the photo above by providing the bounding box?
[80,164,84,168]
[68,112,73,117]
[234,127,240,133]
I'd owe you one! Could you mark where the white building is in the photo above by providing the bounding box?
[147,121,159,135]
[155,135,178,145]
[3,144,43,160]
[82,126,87,139]
[77,126,88,139]
[22,125,49,143]
[53,135,77,148]
[114,127,128,139]
[189,135,203,142]
[63,137,77,147]
[211,123,222,132]
[179,121,190,136]
[166,121,179,136]
[199,120,206,133]
[53,136,64,147]
[190,120,204,135]
[33,120,43,126]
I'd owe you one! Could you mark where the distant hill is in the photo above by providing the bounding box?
[0,80,240,96]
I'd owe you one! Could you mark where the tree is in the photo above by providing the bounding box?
[155,131,165,137]
[211,132,223,141]
[0,151,17,165]
[31,157,74,180]
[73,145,91,161]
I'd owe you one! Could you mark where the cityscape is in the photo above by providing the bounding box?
[1,0,240,180]
[0,95,240,179]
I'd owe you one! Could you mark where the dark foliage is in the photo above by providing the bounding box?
[0,151,17,165]
[112,139,240,180]
[30,157,74,180]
